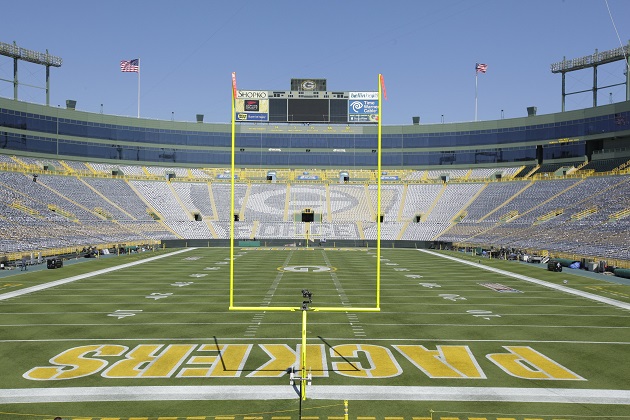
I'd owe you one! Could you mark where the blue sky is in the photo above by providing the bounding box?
[1,0,629,125]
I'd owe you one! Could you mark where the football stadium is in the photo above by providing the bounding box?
[1,37,630,420]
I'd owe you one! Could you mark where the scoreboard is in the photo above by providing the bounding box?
[235,81,378,124]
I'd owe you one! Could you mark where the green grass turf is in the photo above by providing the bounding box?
[0,247,629,419]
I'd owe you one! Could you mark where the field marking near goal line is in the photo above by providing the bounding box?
[2,321,630,330]
[0,248,196,302]
[2,337,630,345]
[418,250,630,311]
[1,385,629,405]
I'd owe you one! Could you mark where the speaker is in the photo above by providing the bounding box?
[302,211,314,223]
[196,114,204,123]
[412,116,420,125]
[527,106,537,116]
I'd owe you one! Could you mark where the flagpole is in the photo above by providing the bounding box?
[474,69,478,122]
[137,58,141,118]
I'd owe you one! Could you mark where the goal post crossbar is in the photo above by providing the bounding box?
[229,306,381,312]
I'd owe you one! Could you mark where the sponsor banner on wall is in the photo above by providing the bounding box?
[236,112,268,121]
[348,99,379,123]
[236,90,269,99]
[349,92,378,100]
[235,98,269,121]
[349,114,378,122]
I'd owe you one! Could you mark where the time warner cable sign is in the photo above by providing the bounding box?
[348,92,378,123]
[235,90,269,121]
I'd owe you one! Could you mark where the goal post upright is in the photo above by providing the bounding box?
[229,72,236,309]
[376,73,383,310]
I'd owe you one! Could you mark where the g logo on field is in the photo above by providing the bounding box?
[278,265,336,273]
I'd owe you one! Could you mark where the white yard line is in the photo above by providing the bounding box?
[419,249,630,311]
[2,337,630,345]
[0,385,629,404]
[2,322,630,329]
[0,248,196,302]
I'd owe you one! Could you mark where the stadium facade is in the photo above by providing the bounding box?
[1,97,629,168]
[1,96,630,267]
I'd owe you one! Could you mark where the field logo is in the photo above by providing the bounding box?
[479,283,523,293]
[278,265,336,273]
[24,344,585,381]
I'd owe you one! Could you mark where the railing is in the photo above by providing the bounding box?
[536,208,564,223]
[499,210,518,222]
[570,207,597,221]
[0,240,161,264]
[609,208,630,221]
[454,242,630,269]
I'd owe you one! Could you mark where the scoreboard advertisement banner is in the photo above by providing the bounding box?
[348,92,378,123]
[235,91,269,121]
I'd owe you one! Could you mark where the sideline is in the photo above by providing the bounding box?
[0,385,629,404]
[0,248,196,302]
[418,249,630,311]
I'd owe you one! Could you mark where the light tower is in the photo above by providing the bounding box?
[551,42,630,111]
[0,41,63,106]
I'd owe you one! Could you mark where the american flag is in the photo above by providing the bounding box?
[120,59,139,72]
[476,63,488,73]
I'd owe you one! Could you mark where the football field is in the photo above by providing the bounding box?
[0,246,629,420]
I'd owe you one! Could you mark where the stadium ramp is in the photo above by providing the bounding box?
[79,178,136,220]
[396,183,409,222]
[422,182,447,220]
[512,178,585,222]
[283,184,291,221]
[477,181,532,223]
[166,181,195,221]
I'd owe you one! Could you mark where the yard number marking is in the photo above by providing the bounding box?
[108,310,143,319]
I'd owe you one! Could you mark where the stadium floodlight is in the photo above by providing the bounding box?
[550,44,630,73]
[0,41,62,66]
